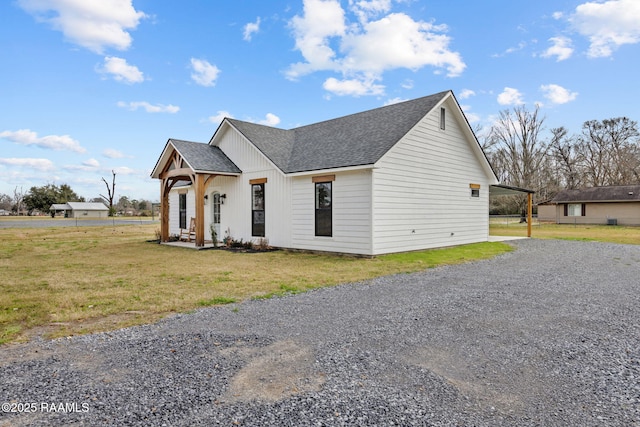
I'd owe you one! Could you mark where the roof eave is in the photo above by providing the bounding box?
[286,164,374,177]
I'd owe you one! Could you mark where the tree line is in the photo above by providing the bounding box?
[3,107,638,217]
[483,106,639,214]
[0,184,155,217]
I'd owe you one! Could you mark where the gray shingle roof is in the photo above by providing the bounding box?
[551,185,640,203]
[66,202,109,211]
[170,139,241,174]
[227,90,450,173]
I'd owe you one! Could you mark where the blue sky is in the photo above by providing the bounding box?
[1,0,639,202]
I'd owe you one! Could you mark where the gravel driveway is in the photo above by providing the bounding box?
[1,239,639,426]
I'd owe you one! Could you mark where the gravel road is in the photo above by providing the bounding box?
[1,239,639,426]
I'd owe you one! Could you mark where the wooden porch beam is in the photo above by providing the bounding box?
[160,179,170,242]
[160,167,193,180]
[194,173,206,247]
[527,193,533,238]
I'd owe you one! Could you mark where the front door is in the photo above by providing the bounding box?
[212,192,221,242]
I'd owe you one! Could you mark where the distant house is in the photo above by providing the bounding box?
[151,90,530,255]
[541,185,640,225]
[49,202,109,218]
[0,209,10,216]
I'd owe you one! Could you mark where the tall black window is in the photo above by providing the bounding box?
[315,182,332,236]
[251,183,265,237]
[440,107,446,130]
[179,193,187,229]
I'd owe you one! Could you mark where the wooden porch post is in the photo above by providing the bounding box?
[527,192,533,238]
[194,173,205,247]
[160,179,170,242]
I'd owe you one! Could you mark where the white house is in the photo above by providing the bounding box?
[151,90,504,255]
[50,202,109,218]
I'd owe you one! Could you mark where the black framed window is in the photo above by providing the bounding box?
[315,182,332,236]
[251,183,265,237]
[178,193,187,229]
[440,107,446,130]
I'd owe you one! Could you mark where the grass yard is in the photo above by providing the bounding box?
[0,223,511,345]
[490,222,640,245]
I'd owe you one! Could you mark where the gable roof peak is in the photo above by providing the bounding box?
[221,90,453,174]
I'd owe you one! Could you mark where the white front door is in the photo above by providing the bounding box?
[212,192,221,242]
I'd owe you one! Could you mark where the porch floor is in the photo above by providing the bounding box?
[161,241,218,250]
[488,235,529,242]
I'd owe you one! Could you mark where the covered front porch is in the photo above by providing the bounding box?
[151,139,242,248]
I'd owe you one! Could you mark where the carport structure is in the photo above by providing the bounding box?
[490,184,536,237]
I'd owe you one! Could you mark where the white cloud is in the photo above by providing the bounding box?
[208,111,233,124]
[540,84,578,104]
[117,101,179,113]
[349,0,392,23]
[570,0,640,58]
[383,97,406,106]
[459,89,476,99]
[257,113,281,126]
[323,76,384,96]
[492,41,527,58]
[464,112,480,123]
[190,58,220,87]
[113,166,136,175]
[541,36,574,61]
[99,56,144,83]
[288,0,346,78]
[83,158,100,168]
[287,0,465,96]
[63,161,100,172]
[0,129,85,153]
[459,104,480,123]
[341,13,465,76]
[0,157,54,171]
[497,87,524,106]
[102,149,127,159]
[18,0,146,54]
[243,17,261,41]
[401,79,413,89]
[552,11,564,20]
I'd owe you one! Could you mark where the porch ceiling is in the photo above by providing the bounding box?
[490,184,535,196]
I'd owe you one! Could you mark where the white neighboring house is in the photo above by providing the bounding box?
[151,90,502,255]
[50,202,109,218]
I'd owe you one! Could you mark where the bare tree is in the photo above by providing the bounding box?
[100,170,116,216]
[577,118,640,186]
[488,105,550,214]
[549,127,583,190]
[0,193,12,211]
[13,186,25,215]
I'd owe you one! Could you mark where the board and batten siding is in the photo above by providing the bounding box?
[168,188,195,237]
[290,170,372,254]
[371,98,491,254]
[210,126,292,248]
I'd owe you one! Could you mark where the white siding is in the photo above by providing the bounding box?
[168,187,195,237]
[210,127,292,247]
[70,210,108,218]
[372,97,491,254]
[291,170,372,254]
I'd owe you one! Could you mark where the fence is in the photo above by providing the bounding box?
[490,215,640,227]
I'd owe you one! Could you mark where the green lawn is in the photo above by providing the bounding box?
[0,223,512,344]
